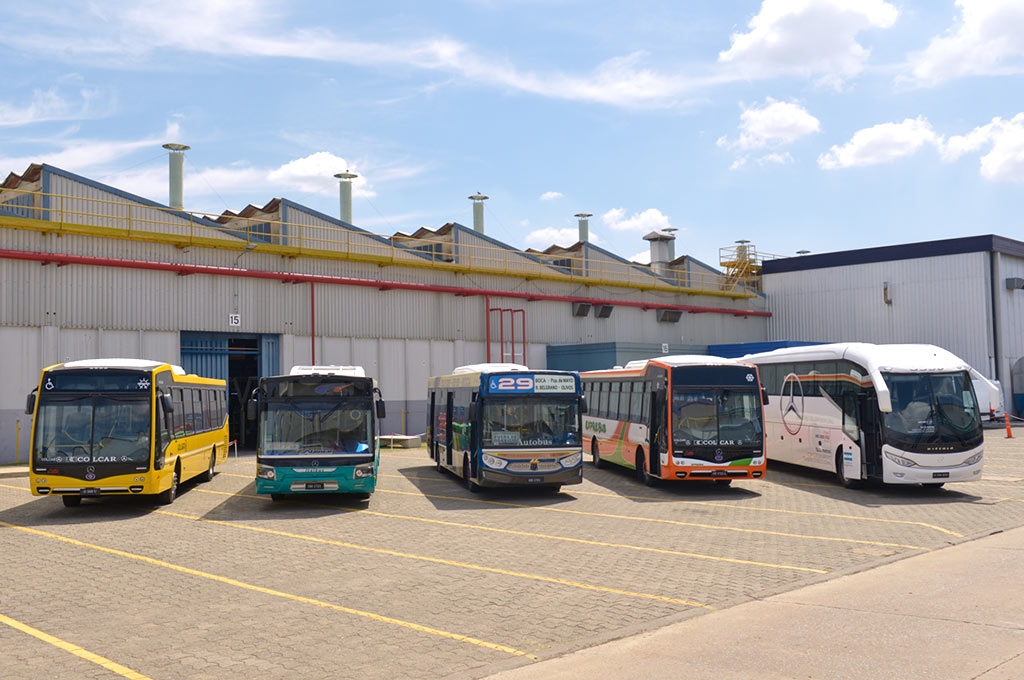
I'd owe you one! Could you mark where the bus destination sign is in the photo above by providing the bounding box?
[488,374,576,394]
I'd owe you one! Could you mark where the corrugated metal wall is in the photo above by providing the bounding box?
[764,253,992,373]
[761,248,1002,390]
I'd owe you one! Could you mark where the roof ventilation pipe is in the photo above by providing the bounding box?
[162,143,190,210]
[334,171,358,224]
[643,229,676,277]
[469,193,488,233]
[575,212,592,243]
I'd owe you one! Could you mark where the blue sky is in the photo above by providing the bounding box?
[2,0,1022,267]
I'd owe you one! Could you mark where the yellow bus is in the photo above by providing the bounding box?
[26,359,229,507]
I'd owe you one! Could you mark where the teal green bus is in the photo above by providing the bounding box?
[251,366,386,500]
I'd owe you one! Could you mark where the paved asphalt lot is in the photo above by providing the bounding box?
[1,431,1022,679]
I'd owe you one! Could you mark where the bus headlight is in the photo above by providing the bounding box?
[257,466,276,480]
[560,452,582,468]
[884,452,919,468]
[354,465,375,478]
[962,452,983,466]
[482,454,508,470]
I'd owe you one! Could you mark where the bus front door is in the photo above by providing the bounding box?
[648,387,665,476]
[859,393,883,477]
[445,392,454,466]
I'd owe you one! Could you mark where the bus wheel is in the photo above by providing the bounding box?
[923,482,945,489]
[62,495,82,508]
[548,485,562,493]
[198,446,216,483]
[835,450,860,489]
[591,438,604,469]
[463,454,481,493]
[714,479,733,487]
[637,450,657,487]
[270,493,287,502]
[157,466,179,505]
[435,444,443,473]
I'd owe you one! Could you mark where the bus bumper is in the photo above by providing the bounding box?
[256,466,376,495]
[478,466,583,487]
[880,446,984,484]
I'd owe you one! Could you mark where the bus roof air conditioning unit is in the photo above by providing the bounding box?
[594,305,613,319]
[656,309,682,323]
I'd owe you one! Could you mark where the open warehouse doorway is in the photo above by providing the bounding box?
[180,332,279,450]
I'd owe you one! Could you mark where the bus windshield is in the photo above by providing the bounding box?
[881,372,982,449]
[33,396,152,465]
[481,398,579,448]
[672,388,763,448]
[259,398,373,455]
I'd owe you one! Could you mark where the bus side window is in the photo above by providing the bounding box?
[630,383,643,423]
[172,388,185,438]
[183,389,195,436]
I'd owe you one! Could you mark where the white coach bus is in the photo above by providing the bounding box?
[744,343,996,488]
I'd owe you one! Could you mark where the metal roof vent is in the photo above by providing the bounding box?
[575,212,592,243]
[334,171,358,224]
[469,193,488,233]
[162,143,190,210]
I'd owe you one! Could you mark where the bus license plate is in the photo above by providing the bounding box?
[305,482,325,490]
[932,472,950,479]
[80,488,101,496]
[527,477,542,483]
[711,470,728,477]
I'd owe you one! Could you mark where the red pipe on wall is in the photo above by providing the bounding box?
[0,248,771,318]
[310,282,316,364]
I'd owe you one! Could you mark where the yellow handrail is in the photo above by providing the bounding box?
[0,186,759,299]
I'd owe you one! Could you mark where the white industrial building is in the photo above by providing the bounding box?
[762,235,1024,414]
[0,157,769,462]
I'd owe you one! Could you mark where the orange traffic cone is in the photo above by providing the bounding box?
[1005,412,1013,438]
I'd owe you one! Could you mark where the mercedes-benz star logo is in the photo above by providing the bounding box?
[780,372,805,435]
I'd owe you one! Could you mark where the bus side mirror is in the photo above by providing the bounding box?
[580,395,588,414]
[761,386,769,405]
[25,390,36,415]
[247,399,257,421]
[376,401,387,419]
[160,393,174,413]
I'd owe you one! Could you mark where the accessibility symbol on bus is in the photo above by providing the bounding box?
[781,373,805,435]
[44,378,54,390]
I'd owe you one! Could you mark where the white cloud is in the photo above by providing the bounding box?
[818,117,942,169]
[602,207,671,232]
[0,1,726,109]
[0,87,110,128]
[268,152,375,199]
[941,113,1024,182]
[729,151,794,170]
[718,0,899,87]
[539,191,563,201]
[0,121,182,174]
[629,250,650,264]
[907,0,1024,86]
[718,98,821,151]
[524,227,582,247]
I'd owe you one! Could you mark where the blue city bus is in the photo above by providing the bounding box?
[426,363,585,492]
[250,366,386,501]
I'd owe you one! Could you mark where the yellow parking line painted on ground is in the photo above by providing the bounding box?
[155,509,710,609]
[0,478,964,540]
[220,471,960,540]
[196,488,826,574]
[0,612,154,680]
[376,486,930,551]
[0,520,536,660]
[378,468,966,539]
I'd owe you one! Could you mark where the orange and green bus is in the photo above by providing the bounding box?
[26,359,228,507]
[582,356,767,486]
